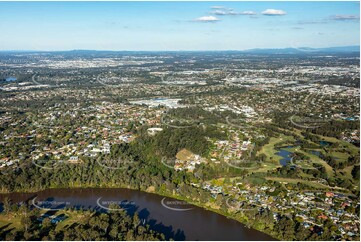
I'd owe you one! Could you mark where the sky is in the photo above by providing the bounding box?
[0,1,359,51]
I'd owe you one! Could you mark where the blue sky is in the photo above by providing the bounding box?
[0,1,359,50]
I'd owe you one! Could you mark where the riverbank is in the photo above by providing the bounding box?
[0,185,278,240]
[147,188,279,240]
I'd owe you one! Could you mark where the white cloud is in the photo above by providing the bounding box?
[211,10,257,16]
[211,10,237,15]
[261,9,286,16]
[194,16,220,22]
[211,6,226,9]
[297,20,328,25]
[211,10,228,15]
[240,11,257,15]
[330,15,359,21]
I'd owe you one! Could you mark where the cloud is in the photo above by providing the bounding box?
[261,9,286,16]
[330,15,359,21]
[240,11,257,15]
[210,10,237,15]
[297,20,328,25]
[297,15,359,25]
[211,6,225,9]
[211,6,233,11]
[194,16,220,22]
[211,10,257,16]
[211,10,229,15]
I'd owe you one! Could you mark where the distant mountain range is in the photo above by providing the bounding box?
[0,46,359,54]
[243,46,360,54]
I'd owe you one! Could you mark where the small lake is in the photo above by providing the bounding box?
[276,140,333,166]
[0,188,275,241]
[308,150,323,157]
[5,77,17,82]
[276,146,294,166]
[319,140,332,147]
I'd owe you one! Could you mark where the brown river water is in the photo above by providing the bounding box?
[0,188,275,241]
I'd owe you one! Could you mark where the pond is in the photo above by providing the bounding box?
[319,140,333,147]
[5,77,17,82]
[276,146,294,166]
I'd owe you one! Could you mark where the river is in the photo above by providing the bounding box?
[0,188,275,241]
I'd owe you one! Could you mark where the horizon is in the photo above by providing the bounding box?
[0,45,359,53]
[0,1,359,51]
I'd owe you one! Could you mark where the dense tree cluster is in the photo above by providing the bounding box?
[325,155,359,170]
[0,203,165,241]
[351,165,360,180]
[311,120,359,140]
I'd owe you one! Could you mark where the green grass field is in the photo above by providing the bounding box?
[250,162,281,174]
[0,209,93,233]
[55,210,94,231]
[257,135,295,163]
[330,151,349,161]
[297,149,334,178]
[0,213,21,231]
[264,177,347,191]
[315,134,359,155]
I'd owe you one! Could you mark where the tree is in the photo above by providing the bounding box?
[275,216,295,240]
[2,197,11,214]
[18,204,31,232]
[126,229,135,240]
[133,212,140,229]
[20,215,32,232]
[97,213,110,233]
[295,223,311,240]
[42,217,52,229]
[351,165,360,180]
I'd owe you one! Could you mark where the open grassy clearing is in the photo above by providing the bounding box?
[291,156,318,169]
[296,149,334,178]
[340,165,355,178]
[330,151,349,161]
[284,128,358,153]
[336,165,359,188]
[264,177,347,191]
[55,210,94,231]
[256,133,333,176]
[250,162,281,174]
[0,209,95,234]
[257,135,295,163]
[0,213,21,230]
[298,172,315,179]
[314,134,359,155]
